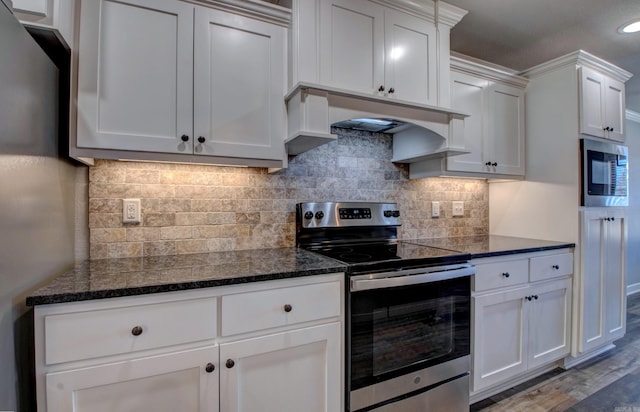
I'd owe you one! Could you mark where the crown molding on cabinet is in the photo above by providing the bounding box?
[368,0,467,27]
[450,52,529,89]
[520,49,633,83]
[195,0,291,26]
[626,109,640,124]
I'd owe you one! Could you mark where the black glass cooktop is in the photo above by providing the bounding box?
[306,241,470,273]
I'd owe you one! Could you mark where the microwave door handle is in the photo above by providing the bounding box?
[350,266,475,292]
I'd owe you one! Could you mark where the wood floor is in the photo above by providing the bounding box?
[471,293,640,412]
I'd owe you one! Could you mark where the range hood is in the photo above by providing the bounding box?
[284,82,470,162]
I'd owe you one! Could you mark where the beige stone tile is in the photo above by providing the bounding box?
[143,241,177,256]
[143,213,176,227]
[175,212,208,226]
[175,239,209,254]
[89,243,108,259]
[89,198,121,213]
[90,228,126,243]
[207,212,236,225]
[89,213,122,228]
[89,167,126,183]
[160,226,193,240]
[159,170,195,185]
[126,227,161,242]
[126,169,160,184]
[107,242,143,258]
[138,184,175,198]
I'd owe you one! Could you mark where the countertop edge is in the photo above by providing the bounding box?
[26,266,347,306]
[469,243,576,260]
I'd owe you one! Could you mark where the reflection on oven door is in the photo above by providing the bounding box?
[368,374,469,412]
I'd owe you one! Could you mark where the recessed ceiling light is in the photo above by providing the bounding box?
[619,19,640,33]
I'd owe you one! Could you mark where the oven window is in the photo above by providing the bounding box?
[350,277,470,390]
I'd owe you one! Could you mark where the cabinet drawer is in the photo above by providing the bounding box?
[45,297,217,365]
[221,281,341,336]
[530,253,573,282]
[473,259,529,292]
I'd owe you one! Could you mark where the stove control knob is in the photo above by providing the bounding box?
[383,210,393,218]
[304,211,314,220]
[392,210,400,218]
[315,211,324,220]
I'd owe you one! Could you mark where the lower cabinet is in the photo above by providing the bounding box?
[34,274,344,412]
[46,346,219,412]
[471,251,573,396]
[220,323,341,412]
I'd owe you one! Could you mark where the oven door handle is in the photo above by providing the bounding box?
[350,265,475,292]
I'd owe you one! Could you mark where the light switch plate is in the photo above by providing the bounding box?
[123,198,141,224]
[452,201,464,217]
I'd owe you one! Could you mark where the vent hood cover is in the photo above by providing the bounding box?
[285,83,470,161]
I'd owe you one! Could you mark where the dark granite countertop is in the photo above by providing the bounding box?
[403,235,575,259]
[26,236,575,306]
[26,248,347,306]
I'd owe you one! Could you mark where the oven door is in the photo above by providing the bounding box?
[349,264,472,410]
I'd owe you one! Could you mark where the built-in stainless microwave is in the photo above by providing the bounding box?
[580,138,628,207]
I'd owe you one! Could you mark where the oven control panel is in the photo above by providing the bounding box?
[297,202,400,228]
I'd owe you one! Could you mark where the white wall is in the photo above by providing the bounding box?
[626,117,640,293]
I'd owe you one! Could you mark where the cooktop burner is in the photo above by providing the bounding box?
[307,241,469,273]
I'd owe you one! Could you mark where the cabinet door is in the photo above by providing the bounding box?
[579,209,606,352]
[220,323,341,412]
[527,278,571,369]
[318,0,384,95]
[193,7,286,161]
[579,66,606,138]
[46,346,219,412]
[604,77,626,142]
[383,9,437,105]
[76,0,194,154]
[604,210,626,341]
[472,286,528,392]
[447,71,488,173]
[487,83,525,176]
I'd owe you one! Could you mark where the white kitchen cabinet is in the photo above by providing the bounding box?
[75,0,288,166]
[13,0,75,47]
[46,346,219,412]
[34,274,344,412]
[471,250,572,395]
[578,208,626,353]
[411,56,527,178]
[220,323,341,412]
[579,66,626,142]
[318,0,436,105]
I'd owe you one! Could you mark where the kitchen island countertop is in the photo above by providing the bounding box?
[26,235,575,306]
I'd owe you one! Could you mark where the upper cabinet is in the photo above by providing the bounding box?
[410,54,527,179]
[13,0,75,47]
[73,0,289,168]
[317,0,437,105]
[579,66,626,142]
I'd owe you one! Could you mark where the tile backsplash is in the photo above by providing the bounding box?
[89,129,489,258]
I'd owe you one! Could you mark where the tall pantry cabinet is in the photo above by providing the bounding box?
[489,50,632,365]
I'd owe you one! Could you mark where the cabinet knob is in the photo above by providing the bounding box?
[552,265,560,270]
[181,134,189,142]
[205,363,215,373]
[226,359,235,369]
[533,295,539,300]
[131,326,143,336]
[526,296,532,301]
[610,127,614,132]
[378,85,385,92]
[502,272,510,278]
[492,162,498,167]
[197,136,206,144]
[611,217,615,221]
[388,87,395,94]
[485,162,491,166]
[284,304,293,313]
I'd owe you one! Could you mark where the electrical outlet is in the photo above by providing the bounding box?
[123,198,141,224]
[431,201,440,218]
[452,201,464,217]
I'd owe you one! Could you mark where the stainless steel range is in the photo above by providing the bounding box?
[296,202,474,412]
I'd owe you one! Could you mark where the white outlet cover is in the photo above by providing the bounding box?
[123,198,141,224]
[452,201,464,217]
[431,201,440,218]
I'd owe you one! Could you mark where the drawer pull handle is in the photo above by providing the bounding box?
[502,272,510,278]
[552,265,560,270]
[226,359,235,369]
[284,304,293,313]
[131,326,143,336]
[205,363,215,373]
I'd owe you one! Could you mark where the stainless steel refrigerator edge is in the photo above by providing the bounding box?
[0,3,82,411]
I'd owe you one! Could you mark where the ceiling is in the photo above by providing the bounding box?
[444,0,640,114]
